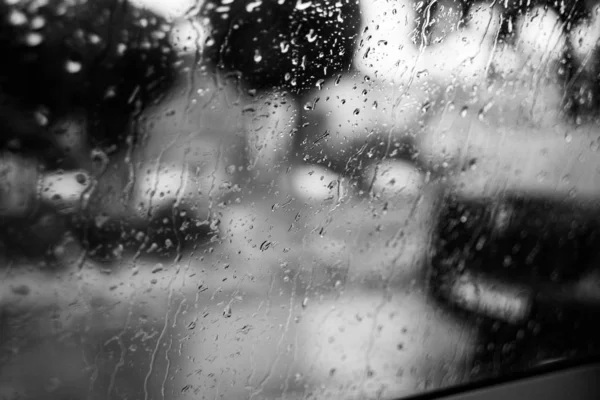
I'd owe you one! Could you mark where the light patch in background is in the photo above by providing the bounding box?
[516,6,566,64]
[425,4,502,84]
[130,0,209,54]
[286,164,344,203]
[568,5,600,68]
[170,18,208,55]
[130,0,201,20]
[300,291,476,399]
[363,159,424,199]
[354,0,418,83]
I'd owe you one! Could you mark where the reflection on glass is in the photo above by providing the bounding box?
[0,0,599,399]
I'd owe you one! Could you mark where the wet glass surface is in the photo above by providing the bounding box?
[0,0,599,399]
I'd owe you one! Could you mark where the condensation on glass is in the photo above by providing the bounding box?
[0,0,599,399]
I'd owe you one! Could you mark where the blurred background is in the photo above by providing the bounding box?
[1,0,600,399]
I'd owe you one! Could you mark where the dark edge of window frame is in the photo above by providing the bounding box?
[398,355,600,400]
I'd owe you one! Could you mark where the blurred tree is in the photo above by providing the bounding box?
[200,0,361,94]
[0,0,177,151]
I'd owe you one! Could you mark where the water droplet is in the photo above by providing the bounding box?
[246,0,262,12]
[88,33,101,44]
[353,108,360,115]
[223,304,232,318]
[295,0,312,11]
[477,109,485,121]
[479,101,493,121]
[75,173,88,185]
[253,50,262,63]
[302,297,309,308]
[306,29,318,43]
[362,46,371,59]
[24,32,43,46]
[334,74,342,86]
[104,86,116,99]
[116,43,127,55]
[8,10,27,26]
[280,41,290,53]
[416,69,429,79]
[565,132,573,143]
[536,171,547,182]
[460,106,469,117]
[468,158,477,170]
[30,16,45,29]
[65,60,82,73]
[34,110,48,126]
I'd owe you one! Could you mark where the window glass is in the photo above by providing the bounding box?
[1,0,599,399]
